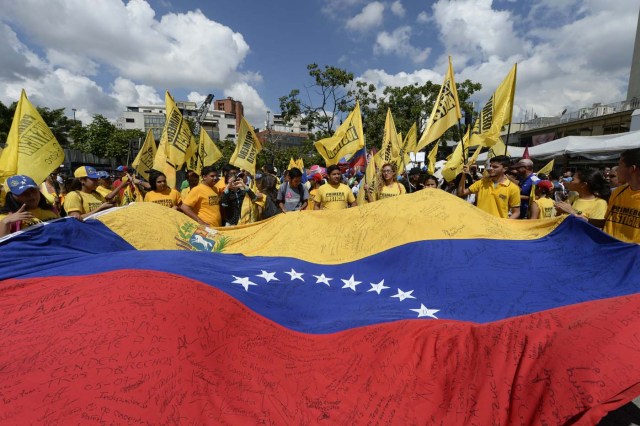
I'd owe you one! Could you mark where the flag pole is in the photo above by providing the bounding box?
[503,122,512,156]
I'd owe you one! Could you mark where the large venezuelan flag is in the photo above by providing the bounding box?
[1,190,639,425]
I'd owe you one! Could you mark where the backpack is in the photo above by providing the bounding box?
[262,196,281,219]
[278,182,307,210]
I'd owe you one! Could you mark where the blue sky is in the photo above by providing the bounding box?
[0,0,638,131]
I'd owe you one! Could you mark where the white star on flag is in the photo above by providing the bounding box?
[232,276,258,292]
[410,304,440,319]
[391,288,416,302]
[285,268,304,282]
[368,280,390,295]
[341,275,361,291]
[313,273,332,286]
[257,270,278,282]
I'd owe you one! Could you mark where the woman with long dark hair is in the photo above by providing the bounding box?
[0,175,60,236]
[555,169,610,220]
[143,171,181,210]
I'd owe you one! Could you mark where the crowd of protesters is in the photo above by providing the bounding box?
[0,147,638,243]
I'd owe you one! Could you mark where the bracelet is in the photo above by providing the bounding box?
[575,210,583,215]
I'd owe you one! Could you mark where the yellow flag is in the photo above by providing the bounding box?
[151,124,177,188]
[161,91,194,168]
[416,57,462,152]
[132,129,157,181]
[296,158,305,171]
[230,117,263,174]
[357,154,377,206]
[488,137,509,158]
[469,64,517,148]
[403,123,418,154]
[441,127,470,182]
[427,142,439,175]
[0,89,64,184]
[120,182,144,206]
[287,158,297,170]
[375,108,401,168]
[468,145,483,166]
[537,159,554,176]
[187,131,222,175]
[315,100,365,166]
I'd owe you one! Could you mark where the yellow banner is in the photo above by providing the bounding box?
[287,157,297,170]
[441,127,470,182]
[427,142,439,175]
[132,129,157,181]
[416,57,462,152]
[188,131,222,175]
[296,158,304,171]
[314,100,365,166]
[537,159,554,176]
[0,89,64,184]
[375,108,401,169]
[230,117,263,174]
[161,91,194,168]
[469,64,517,148]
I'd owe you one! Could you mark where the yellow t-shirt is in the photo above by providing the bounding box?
[307,189,318,210]
[375,183,406,201]
[181,187,192,200]
[571,197,608,220]
[468,178,520,218]
[314,183,356,210]
[215,179,226,193]
[63,191,106,215]
[0,207,59,232]
[143,188,181,208]
[534,197,556,218]
[95,186,111,198]
[182,183,222,226]
[604,184,640,244]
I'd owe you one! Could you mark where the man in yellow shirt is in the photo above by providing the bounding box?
[314,165,356,210]
[180,166,223,227]
[458,155,520,219]
[589,148,640,243]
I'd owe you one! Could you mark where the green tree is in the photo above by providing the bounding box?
[70,114,143,161]
[0,100,75,146]
[279,64,354,138]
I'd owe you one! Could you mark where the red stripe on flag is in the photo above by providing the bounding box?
[0,270,639,424]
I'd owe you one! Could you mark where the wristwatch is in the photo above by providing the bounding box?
[575,210,583,215]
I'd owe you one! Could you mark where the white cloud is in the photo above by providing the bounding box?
[346,2,385,32]
[0,0,269,129]
[2,0,251,89]
[223,82,269,128]
[374,26,430,63]
[390,1,405,18]
[359,68,442,94]
[416,11,429,23]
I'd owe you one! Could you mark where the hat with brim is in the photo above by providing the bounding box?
[74,166,101,179]
[6,175,38,195]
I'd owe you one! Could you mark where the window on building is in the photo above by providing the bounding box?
[227,124,235,129]
[125,118,135,123]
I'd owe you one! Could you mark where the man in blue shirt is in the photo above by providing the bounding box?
[514,159,539,219]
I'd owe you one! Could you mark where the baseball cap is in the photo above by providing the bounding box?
[6,175,38,195]
[116,165,128,172]
[74,166,101,179]
[97,171,110,179]
[536,180,554,191]
[312,173,323,182]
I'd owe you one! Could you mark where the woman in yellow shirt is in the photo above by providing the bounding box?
[530,180,556,219]
[365,163,406,202]
[63,166,120,220]
[555,169,609,220]
[144,171,181,210]
[0,175,60,237]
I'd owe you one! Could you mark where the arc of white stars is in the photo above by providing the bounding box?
[257,270,278,283]
[410,304,440,319]
[391,288,416,302]
[368,279,390,295]
[284,268,304,282]
[313,273,332,286]
[341,275,361,291]
[232,276,258,292]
